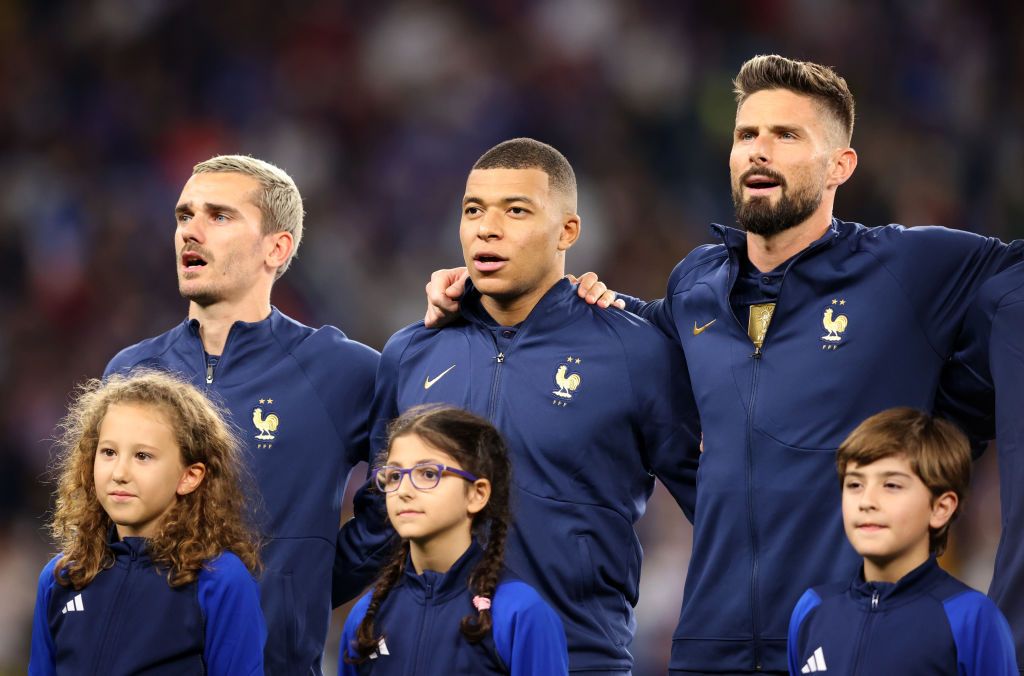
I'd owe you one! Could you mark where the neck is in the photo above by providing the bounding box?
[862,550,929,584]
[479,275,561,327]
[188,296,272,355]
[746,217,832,272]
[409,524,473,575]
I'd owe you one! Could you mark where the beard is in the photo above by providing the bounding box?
[732,168,823,238]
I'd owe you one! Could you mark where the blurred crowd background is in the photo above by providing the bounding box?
[2,1,1022,673]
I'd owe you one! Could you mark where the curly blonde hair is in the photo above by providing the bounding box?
[50,369,261,588]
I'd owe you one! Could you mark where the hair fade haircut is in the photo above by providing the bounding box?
[345,405,513,663]
[836,407,971,556]
[49,369,261,589]
[193,155,305,277]
[734,54,856,146]
[472,137,578,211]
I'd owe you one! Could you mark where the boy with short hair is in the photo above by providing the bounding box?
[787,407,1016,675]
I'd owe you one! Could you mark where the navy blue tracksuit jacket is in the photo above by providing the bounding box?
[105,308,391,674]
[788,558,1016,675]
[624,219,1020,673]
[937,260,1024,672]
[367,279,702,673]
[339,542,567,675]
[30,537,265,675]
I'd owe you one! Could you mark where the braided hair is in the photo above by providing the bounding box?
[345,405,513,662]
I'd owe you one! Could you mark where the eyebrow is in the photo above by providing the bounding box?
[844,470,912,479]
[174,202,244,217]
[735,123,805,135]
[386,458,446,468]
[463,195,538,207]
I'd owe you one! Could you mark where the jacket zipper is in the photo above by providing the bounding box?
[746,346,763,670]
[90,546,137,673]
[487,352,505,419]
[850,589,880,673]
[411,582,434,676]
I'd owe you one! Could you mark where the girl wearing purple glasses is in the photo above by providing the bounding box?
[340,405,567,675]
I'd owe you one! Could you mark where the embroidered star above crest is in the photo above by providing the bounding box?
[259,398,266,404]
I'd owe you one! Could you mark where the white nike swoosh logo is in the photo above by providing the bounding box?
[424,364,456,389]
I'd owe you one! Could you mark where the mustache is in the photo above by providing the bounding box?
[739,167,787,187]
[179,244,213,261]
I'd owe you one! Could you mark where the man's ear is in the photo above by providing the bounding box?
[827,147,858,189]
[177,462,206,496]
[265,231,295,271]
[558,213,581,252]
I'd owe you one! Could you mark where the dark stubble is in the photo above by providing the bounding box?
[732,167,823,238]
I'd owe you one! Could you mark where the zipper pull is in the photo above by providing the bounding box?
[751,346,762,359]
[496,352,505,363]
[206,361,215,384]
[871,589,879,610]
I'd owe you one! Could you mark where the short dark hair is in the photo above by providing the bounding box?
[734,55,855,145]
[472,138,577,210]
[836,407,971,556]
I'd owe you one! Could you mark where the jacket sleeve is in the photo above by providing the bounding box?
[197,554,266,676]
[787,588,821,676]
[332,330,414,606]
[28,557,60,676]
[620,315,701,521]
[491,581,569,676]
[864,226,1022,355]
[943,591,1017,676]
[333,481,394,606]
[337,592,373,676]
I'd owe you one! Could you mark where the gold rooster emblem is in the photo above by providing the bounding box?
[821,306,849,342]
[553,363,582,399]
[252,406,280,440]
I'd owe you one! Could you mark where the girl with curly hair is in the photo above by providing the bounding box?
[29,370,265,675]
[339,405,567,675]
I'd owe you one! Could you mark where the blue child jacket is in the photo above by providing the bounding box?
[788,557,1016,675]
[29,536,265,675]
[339,542,567,675]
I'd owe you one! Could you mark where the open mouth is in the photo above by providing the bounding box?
[181,251,208,269]
[473,253,507,272]
[744,174,783,191]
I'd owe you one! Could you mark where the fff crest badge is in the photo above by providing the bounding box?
[551,356,583,407]
[252,398,279,448]
[820,298,849,351]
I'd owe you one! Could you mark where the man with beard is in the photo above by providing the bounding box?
[423,56,1022,674]
[104,155,389,675]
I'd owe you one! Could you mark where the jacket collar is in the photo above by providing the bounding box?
[106,525,151,566]
[459,277,580,333]
[849,557,942,607]
[710,218,844,259]
[400,540,484,602]
[179,306,285,382]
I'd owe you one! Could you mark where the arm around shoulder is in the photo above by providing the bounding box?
[491,580,569,676]
[197,553,266,676]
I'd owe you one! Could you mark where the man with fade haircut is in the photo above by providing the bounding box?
[424,58,1023,674]
[364,137,702,674]
[105,155,391,675]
